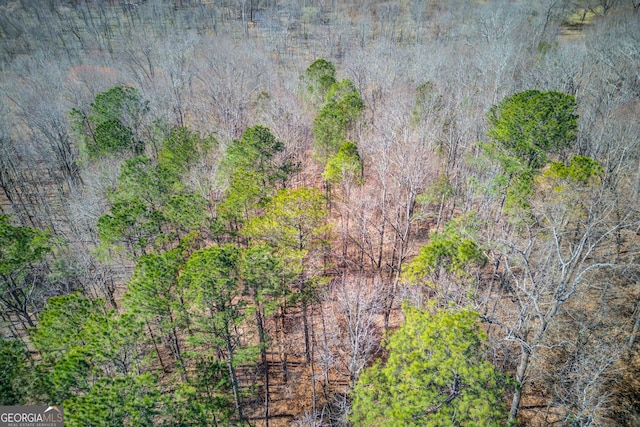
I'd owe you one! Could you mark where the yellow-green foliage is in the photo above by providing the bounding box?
[243,187,330,253]
[484,90,579,215]
[403,216,486,283]
[323,141,364,185]
[351,305,508,426]
[545,155,604,186]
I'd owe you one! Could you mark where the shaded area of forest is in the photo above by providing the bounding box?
[1,0,639,426]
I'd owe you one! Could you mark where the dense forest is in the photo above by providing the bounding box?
[1,0,639,425]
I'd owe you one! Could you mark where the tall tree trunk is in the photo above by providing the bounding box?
[628,298,640,349]
[510,299,561,422]
[509,347,530,423]
[277,305,289,383]
[255,306,269,427]
[146,319,167,373]
[170,325,187,382]
[303,298,311,363]
[224,324,243,421]
[309,307,317,419]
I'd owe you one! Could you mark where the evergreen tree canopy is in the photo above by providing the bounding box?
[70,85,148,159]
[487,90,577,171]
[30,293,157,425]
[545,155,604,185]
[243,187,329,254]
[0,215,52,327]
[0,215,51,276]
[404,216,486,282]
[351,305,508,426]
[0,338,30,405]
[323,141,364,185]
[313,79,364,163]
[218,125,293,226]
[303,58,337,104]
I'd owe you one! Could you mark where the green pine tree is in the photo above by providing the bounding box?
[351,305,509,426]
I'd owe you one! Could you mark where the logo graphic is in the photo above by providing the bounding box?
[0,406,64,427]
